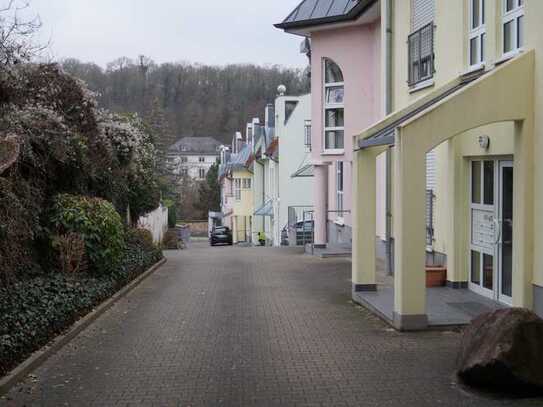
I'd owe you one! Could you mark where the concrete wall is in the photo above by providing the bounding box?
[138,204,169,244]
[527,0,543,309]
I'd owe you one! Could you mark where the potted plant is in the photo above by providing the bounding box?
[426,266,447,287]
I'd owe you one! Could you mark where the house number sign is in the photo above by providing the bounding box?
[472,209,496,248]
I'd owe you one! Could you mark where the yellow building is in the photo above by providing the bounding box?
[352,0,543,330]
[231,166,254,244]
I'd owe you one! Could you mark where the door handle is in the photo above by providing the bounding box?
[494,218,502,245]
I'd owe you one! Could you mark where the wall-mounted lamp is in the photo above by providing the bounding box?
[478,135,490,150]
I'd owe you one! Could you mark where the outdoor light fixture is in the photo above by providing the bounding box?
[478,135,490,150]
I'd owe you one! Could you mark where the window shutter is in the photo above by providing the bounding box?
[411,0,435,31]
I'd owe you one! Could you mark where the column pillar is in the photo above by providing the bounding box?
[393,129,428,330]
[352,148,383,292]
[313,164,329,248]
[445,139,468,287]
[513,118,534,308]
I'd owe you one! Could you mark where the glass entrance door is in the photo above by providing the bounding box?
[469,160,497,298]
[469,159,514,304]
[498,161,513,304]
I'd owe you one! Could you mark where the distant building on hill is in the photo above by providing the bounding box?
[167,136,222,180]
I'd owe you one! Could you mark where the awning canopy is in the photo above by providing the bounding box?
[357,69,487,150]
[291,163,314,178]
[254,199,274,216]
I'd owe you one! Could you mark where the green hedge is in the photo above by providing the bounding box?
[0,236,163,377]
[50,194,126,275]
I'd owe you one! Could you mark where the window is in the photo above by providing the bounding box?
[469,0,486,68]
[181,157,188,163]
[304,120,312,151]
[408,23,435,86]
[181,168,188,177]
[199,168,206,179]
[336,161,344,215]
[234,179,241,200]
[471,160,494,205]
[199,157,205,163]
[242,178,252,189]
[323,59,344,151]
[408,0,435,86]
[285,101,298,123]
[502,0,524,56]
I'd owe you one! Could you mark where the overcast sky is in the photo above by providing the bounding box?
[28,0,307,69]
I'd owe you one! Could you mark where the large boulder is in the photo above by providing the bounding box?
[457,308,543,394]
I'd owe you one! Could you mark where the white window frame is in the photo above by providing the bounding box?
[468,0,486,70]
[323,59,344,154]
[336,161,344,221]
[234,178,241,201]
[502,0,525,59]
[199,168,206,179]
[242,178,252,189]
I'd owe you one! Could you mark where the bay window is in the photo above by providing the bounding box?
[323,59,344,151]
[502,0,524,57]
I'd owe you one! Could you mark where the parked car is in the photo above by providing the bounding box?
[281,220,314,246]
[210,226,233,246]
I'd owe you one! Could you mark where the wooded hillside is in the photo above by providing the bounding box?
[62,57,310,146]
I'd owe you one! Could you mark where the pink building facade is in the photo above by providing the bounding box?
[276,0,383,248]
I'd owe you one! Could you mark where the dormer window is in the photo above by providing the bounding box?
[323,59,344,152]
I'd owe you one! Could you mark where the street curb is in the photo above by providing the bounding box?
[0,257,167,395]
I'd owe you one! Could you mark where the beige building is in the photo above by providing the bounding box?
[352,0,543,330]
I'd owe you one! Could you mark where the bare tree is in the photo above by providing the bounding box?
[0,0,45,65]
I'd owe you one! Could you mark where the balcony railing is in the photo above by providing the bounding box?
[408,22,435,86]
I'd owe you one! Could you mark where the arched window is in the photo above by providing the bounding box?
[323,59,344,151]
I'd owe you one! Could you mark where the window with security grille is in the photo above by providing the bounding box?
[408,23,435,86]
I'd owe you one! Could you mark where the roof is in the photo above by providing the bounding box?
[168,136,221,155]
[275,0,377,31]
[254,199,274,217]
[358,70,487,149]
[291,163,314,178]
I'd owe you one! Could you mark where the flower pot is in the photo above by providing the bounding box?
[426,266,447,287]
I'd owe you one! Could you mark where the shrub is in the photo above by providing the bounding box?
[168,206,177,229]
[0,236,163,377]
[51,233,86,274]
[163,230,179,250]
[50,194,125,275]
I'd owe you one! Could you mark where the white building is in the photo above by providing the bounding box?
[276,93,313,246]
[167,136,221,180]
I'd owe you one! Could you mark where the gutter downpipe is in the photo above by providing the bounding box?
[384,0,394,276]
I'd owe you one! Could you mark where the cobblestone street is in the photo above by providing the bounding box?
[1,243,541,406]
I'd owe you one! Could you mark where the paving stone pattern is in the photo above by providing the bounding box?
[1,243,542,406]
